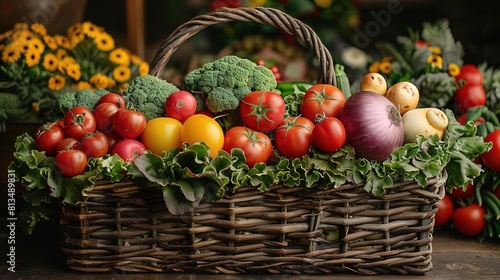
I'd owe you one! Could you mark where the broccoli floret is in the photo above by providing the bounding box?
[46,88,109,121]
[122,74,179,121]
[184,55,277,113]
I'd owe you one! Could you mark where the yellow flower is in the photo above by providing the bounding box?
[43,53,58,71]
[0,45,4,52]
[94,32,114,51]
[138,61,149,76]
[56,48,68,60]
[118,82,129,93]
[27,37,45,54]
[109,48,130,66]
[67,23,82,37]
[48,75,65,90]
[427,54,443,68]
[16,38,30,53]
[379,61,393,74]
[25,49,41,67]
[90,73,115,89]
[12,30,33,41]
[428,46,441,55]
[368,61,380,73]
[13,22,28,31]
[248,0,267,7]
[1,44,21,63]
[30,23,47,36]
[113,65,131,82]
[448,63,460,77]
[130,54,142,65]
[381,56,394,62]
[69,33,85,48]
[0,30,13,41]
[73,81,93,90]
[314,0,333,8]
[66,63,81,81]
[43,35,58,50]
[54,35,71,49]
[82,22,100,38]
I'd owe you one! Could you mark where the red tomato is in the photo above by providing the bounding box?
[274,116,315,158]
[93,102,119,133]
[104,131,122,153]
[494,187,500,199]
[64,106,96,140]
[239,91,285,133]
[481,130,500,172]
[454,83,486,113]
[300,84,346,123]
[55,150,88,177]
[449,183,475,200]
[456,114,486,126]
[95,92,126,109]
[452,203,486,236]
[223,126,273,167]
[435,194,454,227]
[312,117,346,153]
[112,109,147,139]
[56,138,79,152]
[455,64,483,86]
[34,122,65,155]
[79,132,109,158]
[111,139,146,163]
[164,90,197,123]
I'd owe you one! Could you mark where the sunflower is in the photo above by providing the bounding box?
[56,48,68,60]
[82,21,100,38]
[43,35,58,50]
[66,63,81,81]
[67,23,82,37]
[54,35,71,49]
[30,23,47,36]
[27,38,45,54]
[17,39,30,53]
[138,61,149,76]
[69,32,85,48]
[1,44,20,63]
[48,74,65,90]
[379,61,393,74]
[25,49,41,67]
[94,32,114,51]
[73,81,93,90]
[90,73,115,89]
[368,61,380,73]
[109,48,130,66]
[427,54,443,68]
[448,63,460,77]
[113,65,131,83]
[42,53,58,72]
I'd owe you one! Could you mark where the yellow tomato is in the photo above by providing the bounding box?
[181,114,224,157]
[141,117,182,155]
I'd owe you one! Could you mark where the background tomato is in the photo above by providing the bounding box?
[93,102,119,133]
[481,130,500,172]
[452,203,486,236]
[454,83,486,113]
[56,138,79,152]
[112,109,146,139]
[274,116,315,158]
[141,117,182,155]
[55,150,87,177]
[165,91,197,123]
[223,126,272,167]
[435,194,454,227]
[104,131,122,153]
[449,183,475,200]
[455,64,483,86]
[239,91,285,132]
[34,122,65,155]
[181,114,224,157]
[300,84,346,123]
[96,92,126,109]
[79,132,109,158]
[64,106,96,140]
[312,117,346,153]
[111,139,146,163]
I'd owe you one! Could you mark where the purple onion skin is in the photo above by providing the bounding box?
[338,91,404,162]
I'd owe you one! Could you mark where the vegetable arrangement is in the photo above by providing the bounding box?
[10,55,491,235]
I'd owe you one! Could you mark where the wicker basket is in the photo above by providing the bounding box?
[60,7,447,275]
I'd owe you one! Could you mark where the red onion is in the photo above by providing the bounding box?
[338,91,404,162]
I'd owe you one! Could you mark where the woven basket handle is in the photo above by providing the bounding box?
[149,7,336,85]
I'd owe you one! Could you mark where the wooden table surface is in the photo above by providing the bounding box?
[1,227,499,280]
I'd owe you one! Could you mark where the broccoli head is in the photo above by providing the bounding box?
[46,88,109,121]
[122,74,179,121]
[184,55,277,113]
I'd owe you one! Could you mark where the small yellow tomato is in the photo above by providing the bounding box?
[141,117,182,155]
[181,114,224,157]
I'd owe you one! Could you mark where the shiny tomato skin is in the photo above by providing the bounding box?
[93,102,119,133]
[449,183,475,200]
[56,138,79,152]
[223,126,273,167]
[111,139,146,163]
[34,122,66,155]
[55,149,88,177]
[79,132,109,158]
[164,91,197,123]
[96,92,126,109]
[141,117,182,155]
[452,203,486,236]
[239,91,285,133]
[274,116,315,159]
[481,130,500,172]
[104,131,122,153]
[181,114,224,157]
[64,106,96,140]
[454,83,486,113]
[455,64,483,86]
[435,194,454,227]
[112,109,147,139]
[300,84,346,123]
[312,117,346,153]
